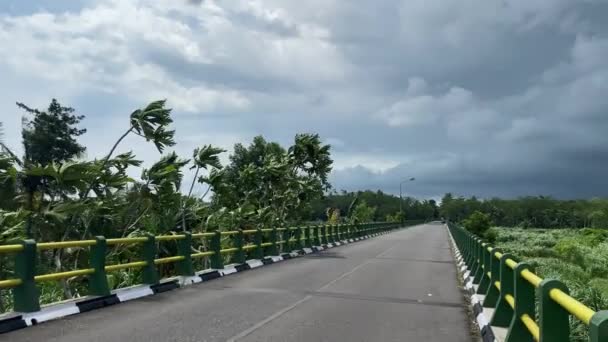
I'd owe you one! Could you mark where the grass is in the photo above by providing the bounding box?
[490,227,608,341]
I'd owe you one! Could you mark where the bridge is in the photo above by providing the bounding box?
[1,222,607,341]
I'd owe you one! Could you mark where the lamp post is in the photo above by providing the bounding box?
[399,177,415,223]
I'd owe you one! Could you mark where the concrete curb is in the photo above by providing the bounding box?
[445,225,497,342]
[0,230,395,334]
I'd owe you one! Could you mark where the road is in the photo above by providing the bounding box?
[5,223,471,342]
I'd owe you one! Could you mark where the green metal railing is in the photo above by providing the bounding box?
[448,223,608,342]
[0,221,412,313]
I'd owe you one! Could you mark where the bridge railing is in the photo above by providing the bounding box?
[0,221,413,313]
[448,223,608,342]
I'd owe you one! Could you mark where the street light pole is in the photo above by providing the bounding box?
[399,177,415,223]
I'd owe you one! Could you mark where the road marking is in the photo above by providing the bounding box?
[226,239,401,341]
[373,256,454,264]
[225,295,313,342]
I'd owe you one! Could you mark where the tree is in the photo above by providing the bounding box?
[588,210,608,229]
[463,211,492,236]
[210,134,332,228]
[349,200,376,223]
[18,99,86,166]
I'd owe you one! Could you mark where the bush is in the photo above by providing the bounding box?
[483,228,498,243]
[579,228,608,247]
[554,238,587,265]
[463,211,492,236]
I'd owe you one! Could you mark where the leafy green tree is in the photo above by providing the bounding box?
[210,134,332,228]
[463,211,492,236]
[588,210,608,229]
[17,99,86,166]
[349,200,376,223]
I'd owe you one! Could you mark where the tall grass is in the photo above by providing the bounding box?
[492,227,608,342]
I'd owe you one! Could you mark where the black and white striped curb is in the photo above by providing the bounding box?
[446,226,497,342]
[0,231,393,334]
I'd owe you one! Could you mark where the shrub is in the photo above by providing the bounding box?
[579,228,608,247]
[463,211,492,236]
[483,228,499,243]
[554,238,586,265]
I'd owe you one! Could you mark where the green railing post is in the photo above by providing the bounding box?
[210,230,224,269]
[469,238,481,282]
[473,242,485,284]
[465,232,473,267]
[477,244,492,295]
[590,311,608,342]
[295,226,303,250]
[142,234,159,285]
[89,236,110,296]
[304,226,312,248]
[321,225,328,245]
[314,225,320,246]
[270,227,279,255]
[254,228,264,259]
[283,227,291,252]
[491,253,515,327]
[232,229,246,264]
[13,239,40,312]
[336,224,342,241]
[483,247,503,307]
[177,232,194,276]
[505,262,536,342]
[538,279,570,342]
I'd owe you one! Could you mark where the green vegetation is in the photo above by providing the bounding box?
[462,211,492,236]
[446,194,608,341]
[312,190,438,222]
[440,193,608,229]
[0,99,411,313]
[486,227,608,341]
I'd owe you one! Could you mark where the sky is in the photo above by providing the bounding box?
[1,0,608,199]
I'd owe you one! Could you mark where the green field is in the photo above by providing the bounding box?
[490,227,608,340]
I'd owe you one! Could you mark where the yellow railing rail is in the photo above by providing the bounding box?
[37,240,97,250]
[521,314,540,341]
[154,256,185,265]
[521,268,542,287]
[220,247,239,254]
[0,278,22,289]
[105,261,148,272]
[191,251,215,258]
[550,288,595,325]
[505,258,517,270]
[106,237,148,245]
[35,268,95,282]
[156,235,186,241]
[191,232,215,238]
[0,244,24,253]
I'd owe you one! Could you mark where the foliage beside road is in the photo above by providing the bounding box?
[440,193,608,229]
[490,227,608,341]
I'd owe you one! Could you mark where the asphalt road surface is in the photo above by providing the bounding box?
[5,223,471,342]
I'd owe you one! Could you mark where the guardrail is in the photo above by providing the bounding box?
[0,221,408,314]
[448,223,608,342]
